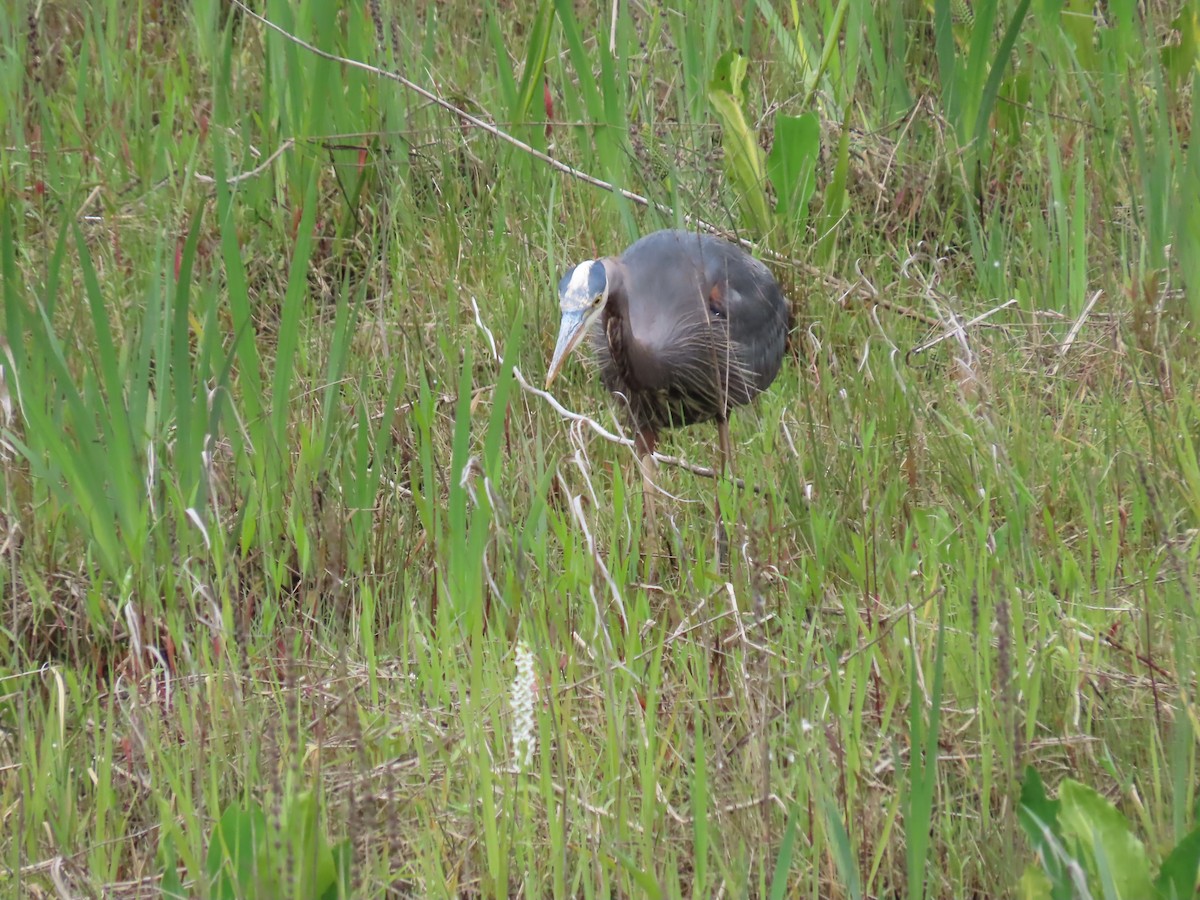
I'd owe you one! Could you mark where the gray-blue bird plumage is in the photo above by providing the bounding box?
[548,229,790,449]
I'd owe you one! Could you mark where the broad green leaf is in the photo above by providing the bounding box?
[933,0,960,125]
[206,802,266,899]
[172,203,207,498]
[158,835,187,900]
[280,790,339,898]
[1017,767,1074,900]
[486,11,519,115]
[321,839,354,900]
[553,0,603,131]
[766,112,820,235]
[1017,864,1055,900]
[1018,766,1062,840]
[1058,779,1153,899]
[482,310,522,476]
[1154,824,1200,900]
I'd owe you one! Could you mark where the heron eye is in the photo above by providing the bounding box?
[708,284,726,320]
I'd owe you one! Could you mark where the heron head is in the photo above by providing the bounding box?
[546,258,609,387]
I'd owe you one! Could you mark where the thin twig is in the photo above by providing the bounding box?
[193,138,296,186]
[1049,289,1102,377]
[231,1,731,239]
[728,588,943,753]
[843,259,943,327]
[567,486,627,641]
[229,1,940,331]
[908,298,1018,356]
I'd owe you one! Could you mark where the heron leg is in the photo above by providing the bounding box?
[717,417,735,480]
[636,426,659,580]
[715,418,733,570]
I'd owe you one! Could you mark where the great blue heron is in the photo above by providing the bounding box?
[546,228,791,475]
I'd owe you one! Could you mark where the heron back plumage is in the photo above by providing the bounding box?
[589,229,790,431]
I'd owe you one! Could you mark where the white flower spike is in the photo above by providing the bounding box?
[510,642,537,770]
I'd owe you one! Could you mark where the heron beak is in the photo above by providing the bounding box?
[546,308,589,388]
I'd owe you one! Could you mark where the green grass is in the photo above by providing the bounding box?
[1,0,1199,896]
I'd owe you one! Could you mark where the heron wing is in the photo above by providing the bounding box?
[618,231,789,398]
[699,237,791,393]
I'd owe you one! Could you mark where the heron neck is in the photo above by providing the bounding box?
[601,257,631,336]
[601,256,625,305]
[599,258,650,387]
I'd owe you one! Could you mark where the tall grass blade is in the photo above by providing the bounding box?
[171,205,206,497]
[972,0,1032,154]
[768,802,801,900]
[513,0,555,126]
[691,715,708,897]
[269,169,319,454]
[751,0,807,79]
[906,607,946,900]
[816,120,850,263]
[74,223,141,540]
[934,0,960,126]
[801,0,851,108]
[707,49,771,235]
[821,792,864,900]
